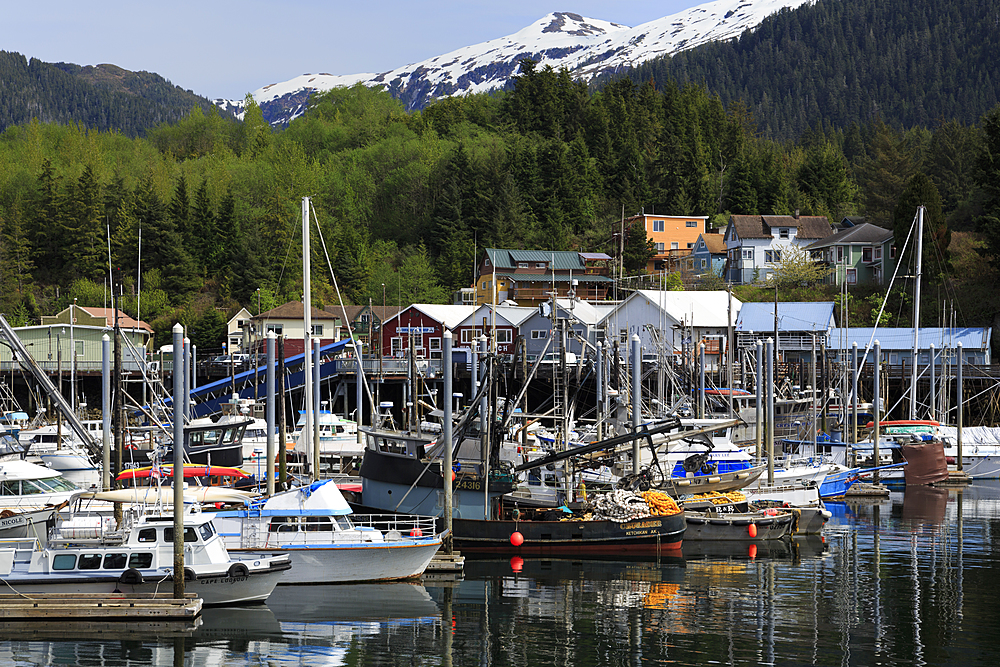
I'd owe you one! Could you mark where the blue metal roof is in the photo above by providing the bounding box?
[827,327,992,351]
[735,302,836,333]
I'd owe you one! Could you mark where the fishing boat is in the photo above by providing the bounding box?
[212,478,444,584]
[0,499,290,605]
[855,420,949,486]
[0,459,81,511]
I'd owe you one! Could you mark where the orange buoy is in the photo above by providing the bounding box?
[451,470,457,481]
[748,544,758,559]
[510,531,524,546]
[510,556,524,572]
[409,528,423,537]
[748,523,758,538]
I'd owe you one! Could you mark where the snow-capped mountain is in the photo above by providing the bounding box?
[218,0,809,125]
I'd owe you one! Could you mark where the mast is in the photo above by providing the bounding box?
[302,197,314,478]
[909,206,924,420]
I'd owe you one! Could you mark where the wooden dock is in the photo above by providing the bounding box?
[423,551,465,580]
[0,592,202,621]
[936,470,973,486]
[844,483,891,498]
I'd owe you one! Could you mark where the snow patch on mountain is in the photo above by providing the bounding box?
[217,0,808,124]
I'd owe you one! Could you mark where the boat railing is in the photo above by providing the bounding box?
[48,512,127,546]
[0,537,42,565]
[349,513,439,540]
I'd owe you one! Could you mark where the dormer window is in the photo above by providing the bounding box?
[779,228,789,239]
[535,262,546,269]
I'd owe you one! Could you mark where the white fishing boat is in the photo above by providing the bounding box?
[212,478,444,584]
[0,500,291,605]
[0,459,81,511]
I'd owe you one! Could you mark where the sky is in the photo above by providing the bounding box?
[5,1,701,101]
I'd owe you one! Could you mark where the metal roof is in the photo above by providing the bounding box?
[735,302,836,333]
[827,327,992,351]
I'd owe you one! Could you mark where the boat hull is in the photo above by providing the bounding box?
[683,510,793,541]
[231,539,442,585]
[452,512,685,555]
[2,556,291,606]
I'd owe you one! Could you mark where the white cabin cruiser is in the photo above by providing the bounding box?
[0,499,291,605]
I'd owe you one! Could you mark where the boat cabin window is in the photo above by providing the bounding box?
[269,517,298,533]
[78,554,102,570]
[376,437,408,456]
[0,480,19,495]
[163,527,199,543]
[138,528,157,543]
[103,553,127,569]
[304,517,333,532]
[129,553,153,569]
[199,524,215,541]
[52,554,76,570]
[335,516,352,530]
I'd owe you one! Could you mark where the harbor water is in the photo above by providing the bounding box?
[2,482,999,666]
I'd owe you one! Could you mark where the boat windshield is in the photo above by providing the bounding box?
[31,476,78,493]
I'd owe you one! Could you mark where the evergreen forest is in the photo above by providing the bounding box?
[2,60,1000,351]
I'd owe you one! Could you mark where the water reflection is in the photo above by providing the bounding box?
[1,483,999,666]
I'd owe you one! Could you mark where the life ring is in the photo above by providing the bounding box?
[228,563,250,578]
[118,568,144,585]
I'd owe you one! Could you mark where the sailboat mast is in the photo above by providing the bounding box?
[302,196,314,476]
[909,206,924,420]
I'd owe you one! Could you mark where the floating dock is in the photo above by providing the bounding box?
[0,592,202,621]
[844,483,891,498]
[423,551,465,580]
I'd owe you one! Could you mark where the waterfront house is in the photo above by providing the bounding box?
[473,249,614,307]
[735,302,836,363]
[455,305,536,360]
[682,232,728,281]
[379,304,476,359]
[623,213,709,273]
[805,221,897,286]
[826,328,992,366]
[520,298,613,361]
[601,290,741,368]
[251,301,344,357]
[724,214,833,284]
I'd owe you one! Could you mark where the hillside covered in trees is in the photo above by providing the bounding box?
[0,51,231,138]
[0,62,999,349]
[616,0,1000,140]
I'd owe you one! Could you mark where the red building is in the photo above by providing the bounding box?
[379,305,476,359]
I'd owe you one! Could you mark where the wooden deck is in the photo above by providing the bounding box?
[0,592,202,621]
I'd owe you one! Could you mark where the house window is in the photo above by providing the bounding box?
[496,329,513,344]
[655,242,665,253]
[671,242,679,250]
[765,250,781,263]
[779,228,789,239]
[482,281,490,290]
[889,353,899,364]
[686,220,697,227]
[700,259,707,269]
[429,338,441,350]
[742,249,753,260]
[687,242,694,249]
[847,268,857,284]
[837,246,845,263]
[875,247,882,260]
[518,262,529,268]
[535,262,546,269]
[652,220,664,232]
[620,329,628,343]
[311,324,323,336]
[266,324,283,335]
[391,338,402,356]
[890,245,896,258]
[862,247,873,263]
[531,330,548,339]
[461,329,477,344]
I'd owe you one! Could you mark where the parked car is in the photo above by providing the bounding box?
[209,353,248,369]
[539,352,578,365]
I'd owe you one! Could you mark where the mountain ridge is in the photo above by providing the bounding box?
[219,0,809,125]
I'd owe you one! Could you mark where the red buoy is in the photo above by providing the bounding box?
[510,556,524,572]
[748,544,758,559]
[409,528,423,537]
[748,523,758,538]
[510,531,524,546]
[451,470,457,482]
